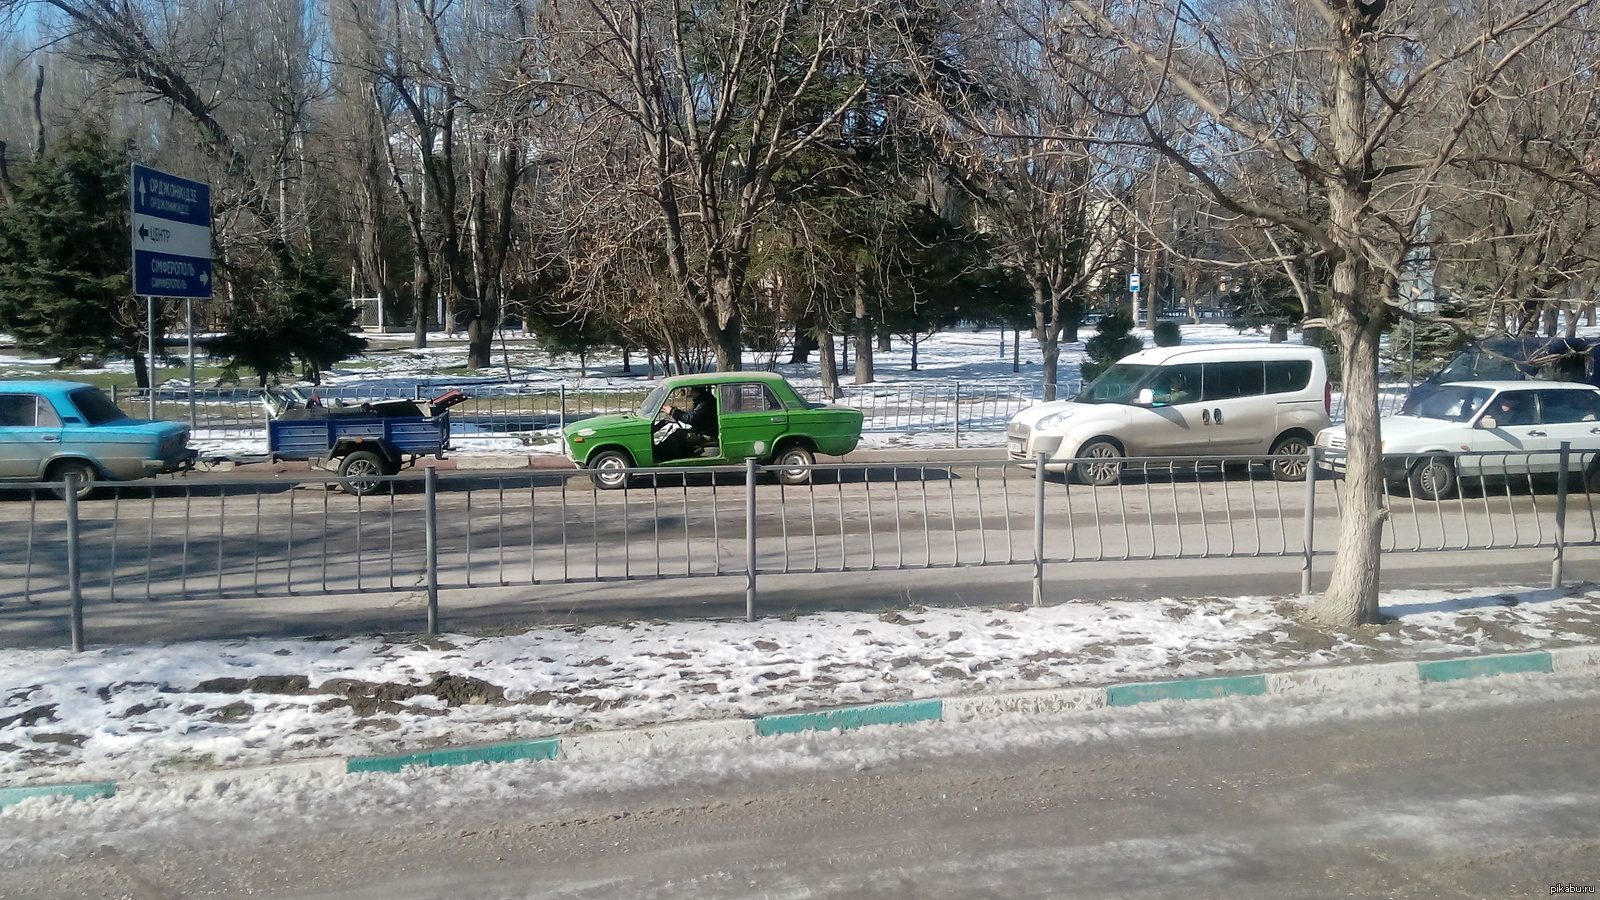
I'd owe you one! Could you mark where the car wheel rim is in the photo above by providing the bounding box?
[1273,441,1309,478]
[595,458,627,487]
[1420,462,1448,496]
[778,451,809,479]
[1081,445,1121,483]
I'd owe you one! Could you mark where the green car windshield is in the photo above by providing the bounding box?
[1074,364,1158,405]
[638,385,669,418]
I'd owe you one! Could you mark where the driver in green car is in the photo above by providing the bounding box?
[653,384,718,460]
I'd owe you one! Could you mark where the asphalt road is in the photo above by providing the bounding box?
[5,682,1597,899]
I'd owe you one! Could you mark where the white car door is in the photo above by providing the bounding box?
[1469,389,1547,480]
[1530,388,1600,474]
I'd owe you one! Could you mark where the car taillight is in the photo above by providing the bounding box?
[1324,380,1332,414]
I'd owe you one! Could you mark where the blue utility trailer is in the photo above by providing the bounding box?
[265,389,465,494]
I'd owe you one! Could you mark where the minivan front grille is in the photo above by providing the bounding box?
[1007,422,1031,441]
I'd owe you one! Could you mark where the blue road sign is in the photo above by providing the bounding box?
[131,164,213,298]
[1129,271,1141,293]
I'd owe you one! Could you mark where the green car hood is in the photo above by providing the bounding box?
[565,413,645,438]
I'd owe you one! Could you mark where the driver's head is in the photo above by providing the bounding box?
[691,385,711,401]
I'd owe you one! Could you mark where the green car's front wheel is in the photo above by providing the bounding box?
[589,449,635,490]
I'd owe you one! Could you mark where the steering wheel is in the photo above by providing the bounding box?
[651,404,677,432]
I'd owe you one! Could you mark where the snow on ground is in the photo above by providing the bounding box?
[1,583,1598,859]
[2,583,1597,792]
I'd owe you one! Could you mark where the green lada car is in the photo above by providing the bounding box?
[563,372,863,489]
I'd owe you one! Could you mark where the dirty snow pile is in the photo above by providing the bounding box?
[2,583,1597,788]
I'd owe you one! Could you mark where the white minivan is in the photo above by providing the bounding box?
[1006,344,1332,485]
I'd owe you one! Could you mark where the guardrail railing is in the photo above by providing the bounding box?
[3,445,1593,650]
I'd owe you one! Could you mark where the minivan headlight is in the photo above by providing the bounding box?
[1035,410,1076,432]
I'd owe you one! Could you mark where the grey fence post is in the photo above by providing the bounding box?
[559,384,567,433]
[953,383,962,449]
[1301,446,1318,596]
[425,466,440,634]
[1033,452,1046,606]
[1553,441,1570,590]
[65,474,84,652]
[746,456,758,621]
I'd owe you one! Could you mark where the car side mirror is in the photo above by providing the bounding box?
[1479,416,1497,430]
[1137,388,1156,407]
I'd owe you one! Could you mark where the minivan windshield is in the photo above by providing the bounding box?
[1408,385,1494,423]
[1074,364,1157,405]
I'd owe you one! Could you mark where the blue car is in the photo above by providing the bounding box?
[0,381,196,497]
[1403,337,1600,414]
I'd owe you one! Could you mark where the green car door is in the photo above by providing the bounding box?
[715,381,789,461]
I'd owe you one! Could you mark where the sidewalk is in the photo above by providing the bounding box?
[3,578,1598,808]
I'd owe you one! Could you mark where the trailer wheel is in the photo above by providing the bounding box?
[338,450,390,496]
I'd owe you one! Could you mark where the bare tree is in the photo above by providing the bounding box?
[1051,0,1599,626]
[551,0,883,371]
[928,0,1132,400]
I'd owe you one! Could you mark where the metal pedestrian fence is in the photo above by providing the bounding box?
[3,445,1596,650]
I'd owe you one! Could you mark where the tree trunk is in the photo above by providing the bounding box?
[818,330,841,400]
[1034,279,1061,401]
[790,329,816,365]
[466,310,494,369]
[853,281,874,385]
[1306,13,1384,628]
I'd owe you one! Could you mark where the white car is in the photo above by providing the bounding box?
[1315,380,1600,500]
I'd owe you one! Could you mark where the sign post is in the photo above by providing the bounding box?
[131,164,212,421]
[1129,271,1141,326]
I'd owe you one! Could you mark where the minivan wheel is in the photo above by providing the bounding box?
[1268,434,1312,482]
[1073,439,1124,487]
[1408,456,1456,501]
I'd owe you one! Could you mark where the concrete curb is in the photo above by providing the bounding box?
[4,646,1595,810]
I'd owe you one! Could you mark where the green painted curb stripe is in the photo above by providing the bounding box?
[346,738,560,774]
[1417,652,1552,683]
[0,781,117,809]
[1106,674,1268,707]
[755,699,943,736]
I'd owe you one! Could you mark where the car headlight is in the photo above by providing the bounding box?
[1035,410,1075,432]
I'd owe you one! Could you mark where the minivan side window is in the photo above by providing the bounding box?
[1201,361,1265,401]
[1265,360,1312,394]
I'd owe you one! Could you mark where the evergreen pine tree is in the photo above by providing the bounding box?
[0,128,150,379]
[214,249,367,386]
[1080,308,1143,382]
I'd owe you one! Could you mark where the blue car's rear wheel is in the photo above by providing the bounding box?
[47,459,98,501]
